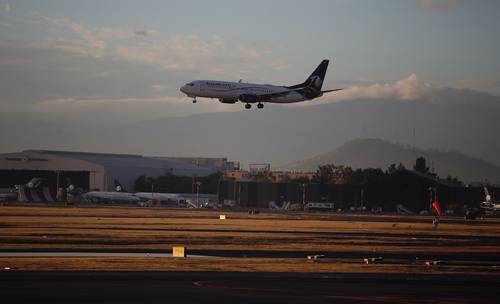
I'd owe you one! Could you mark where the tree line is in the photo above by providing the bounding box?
[313,158,463,186]
[134,172,223,194]
[134,157,464,194]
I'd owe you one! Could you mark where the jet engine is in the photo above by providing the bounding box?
[238,94,260,103]
[218,98,238,104]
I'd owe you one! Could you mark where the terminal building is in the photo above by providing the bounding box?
[154,157,239,172]
[0,150,215,192]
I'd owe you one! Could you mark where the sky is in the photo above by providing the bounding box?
[1,0,500,125]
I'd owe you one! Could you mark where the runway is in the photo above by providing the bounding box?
[0,252,215,258]
[2,249,498,265]
[0,271,498,303]
[1,206,498,302]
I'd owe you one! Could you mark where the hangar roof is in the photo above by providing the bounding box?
[22,150,215,177]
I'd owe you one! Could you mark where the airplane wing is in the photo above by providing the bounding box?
[239,90,292,103]
[256,90,292,99]
[240,87,342,103]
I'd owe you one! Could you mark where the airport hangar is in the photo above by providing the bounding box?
[0,150,215,192]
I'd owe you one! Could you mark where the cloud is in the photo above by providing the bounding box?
[36,15,134,58]
[0,58,28,66]
[33,15,287,78]
[27,95,239,125]
[3,3,10,13]
[134,29,159,37]
[0,22,14,28]
[0,44,191,105]
[0,14,289,111]
[314,74,437,105]
[418,0,460,11]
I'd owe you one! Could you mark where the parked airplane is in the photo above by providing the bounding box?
[180,59,342,109]
[74,179,141,204]
[81,191,141,204]
[481,187,500,215]
[134,192,214,208]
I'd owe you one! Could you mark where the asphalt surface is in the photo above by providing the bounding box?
[0,271,498,303]
[3,203,500,225]
[3,248,499,264]
[0,252,215,258]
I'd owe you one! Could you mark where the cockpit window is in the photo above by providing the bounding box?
[186,83,195,86]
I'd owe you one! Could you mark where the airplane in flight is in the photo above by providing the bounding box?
[180,59,342,109]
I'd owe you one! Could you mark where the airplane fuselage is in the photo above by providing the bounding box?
[181,80,312,104]
[481,201,500,214]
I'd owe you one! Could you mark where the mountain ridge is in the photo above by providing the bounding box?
[280,138,500,184]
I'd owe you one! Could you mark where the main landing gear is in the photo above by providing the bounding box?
[244,103,264,110]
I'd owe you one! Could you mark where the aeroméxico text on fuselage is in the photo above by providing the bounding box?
[180,59,342,109]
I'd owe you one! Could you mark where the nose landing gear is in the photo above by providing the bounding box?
[192,97,197,103]
[245,103,251,109]
[257,103,264,109]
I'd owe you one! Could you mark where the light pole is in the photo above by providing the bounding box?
[151,183,154,202]
[192,175,197,194]
[217,176,223,208]
[238,182,242,207]
[56,171,60,190]
[195,181,202,207]
[55,170,61,201]
[360,188,364,209]
[428,187,436,212]
[301,183,307,210]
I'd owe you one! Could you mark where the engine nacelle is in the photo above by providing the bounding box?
[218,98,238,104]
[238,94,259,103]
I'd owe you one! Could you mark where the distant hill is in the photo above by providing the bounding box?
[2,86,500,168]
[280,138,500,184]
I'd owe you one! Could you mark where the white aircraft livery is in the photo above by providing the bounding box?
[482,187,500,215]
[180,59,342,109]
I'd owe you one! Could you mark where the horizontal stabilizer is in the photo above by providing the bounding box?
[321,88,343,93]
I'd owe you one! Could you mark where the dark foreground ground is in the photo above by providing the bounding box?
[1,271,498,304]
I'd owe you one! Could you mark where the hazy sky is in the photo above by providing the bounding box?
[1,0,500,125]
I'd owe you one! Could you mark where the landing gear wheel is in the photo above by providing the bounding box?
[257,103,264,109]
[192,98,197,103]
[245,103,251,109]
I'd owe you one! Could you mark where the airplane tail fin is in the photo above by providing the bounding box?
[114,179,125,192]
[287,59,330,90]
[484,187,492,202]
[307,59,329,91]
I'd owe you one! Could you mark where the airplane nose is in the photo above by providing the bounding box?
[180,86,187,94]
